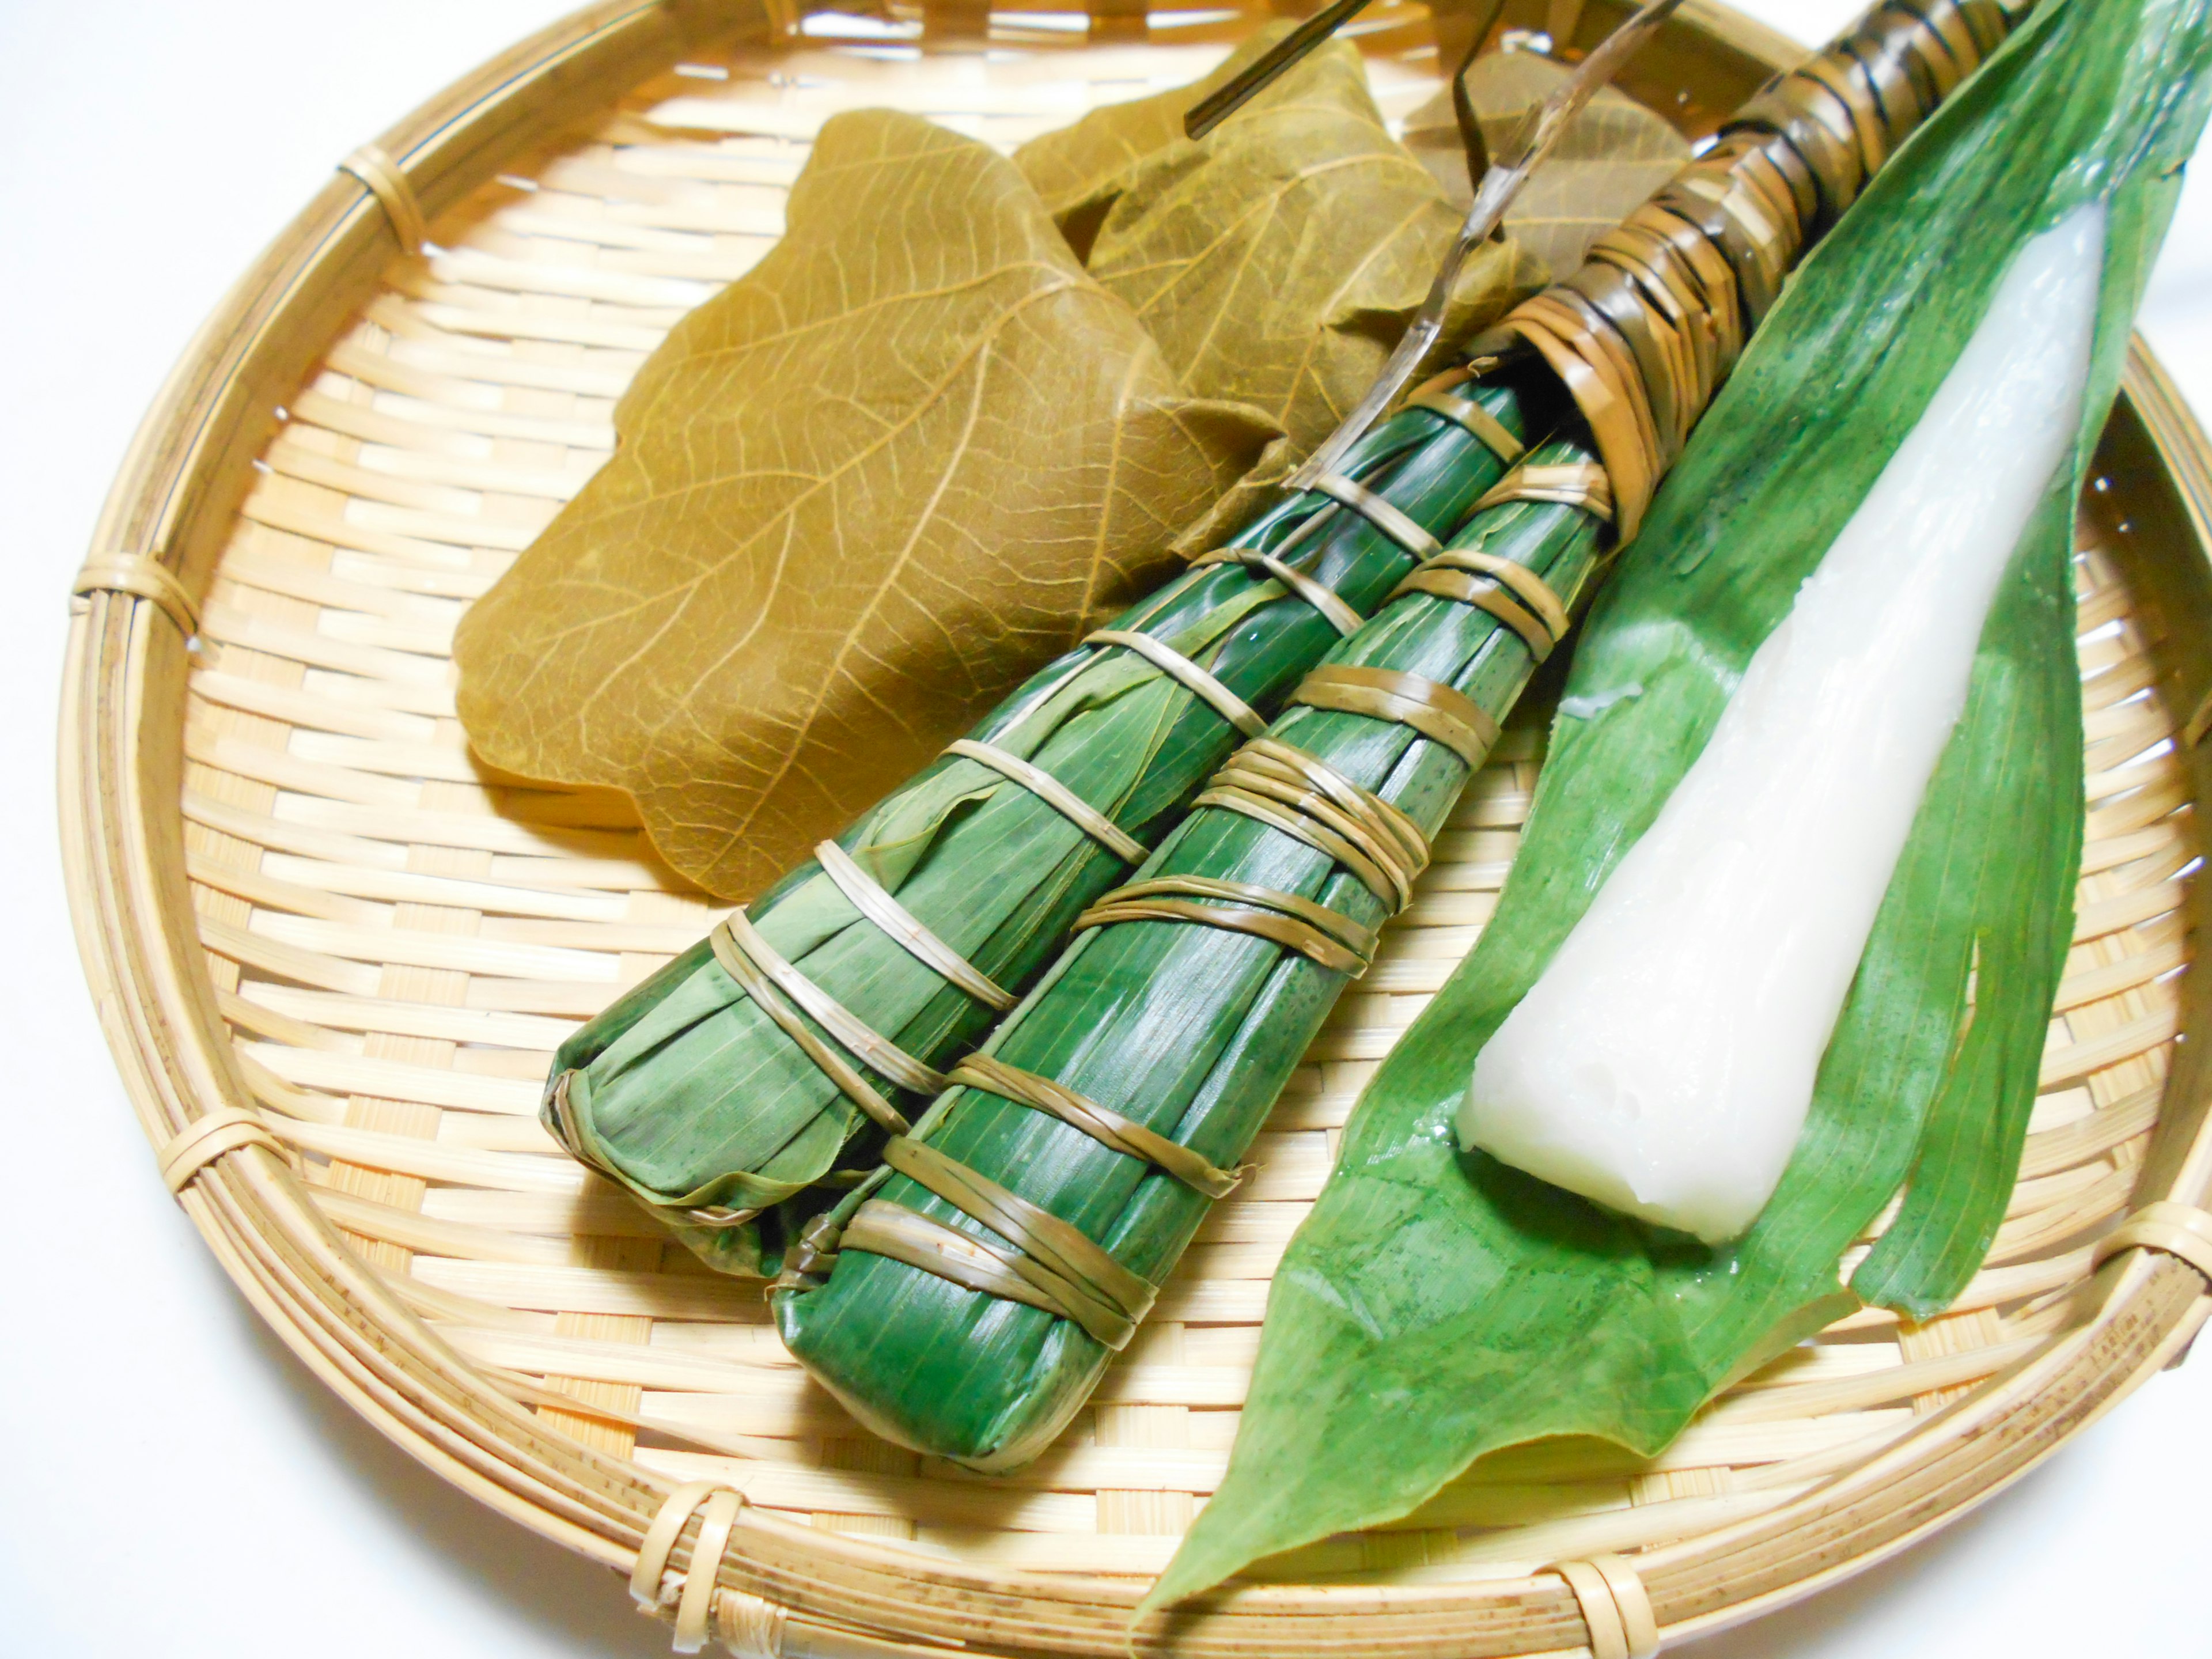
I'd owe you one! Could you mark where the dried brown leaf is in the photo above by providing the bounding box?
[1015,23,1298,259]
[453,110,1280,900]
[1020,34,1540,467]
[1404,47,1689,282]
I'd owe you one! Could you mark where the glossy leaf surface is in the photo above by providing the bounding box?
[1152,0,2212,1607]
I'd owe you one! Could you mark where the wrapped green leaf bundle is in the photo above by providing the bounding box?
[775,433,1611,1463]
[1156,0,2212,1608]
[774,0,2021,1466]
[547,393,1529,1273]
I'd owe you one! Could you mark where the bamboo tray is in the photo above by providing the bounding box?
[59,2,2212,1654]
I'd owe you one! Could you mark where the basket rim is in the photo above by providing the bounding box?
[56,2,2212,1654]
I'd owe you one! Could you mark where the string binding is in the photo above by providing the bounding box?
[1554,1553,1661,1659]
[339,143,428,255]
[73,553,200,638]
[158,1107,286,1194]
[630,1480,783,1656]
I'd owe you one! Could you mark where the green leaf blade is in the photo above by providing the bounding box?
[1155,0,2212,1608]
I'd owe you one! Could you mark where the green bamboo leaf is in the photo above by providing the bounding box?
[1152,0,2212,1608]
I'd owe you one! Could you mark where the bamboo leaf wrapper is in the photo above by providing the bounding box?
[549,396,1528,1273]
[1154,0,2212,1608]
[778,440,1611,1465]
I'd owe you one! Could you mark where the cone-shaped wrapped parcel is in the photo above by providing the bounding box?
[548,386,1531,1272]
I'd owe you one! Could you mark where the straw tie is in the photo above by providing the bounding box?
[72,552,200,639]
[1074,872,1378,977]
[836,1198,1124,1336]
[813,1130,1164,1347]
[949,1053,1244,1198]
[1287,665,1499,769]
[339,143,427,255]
[828,1058,1247,1328]
[1405,367,1527,464]
[1473,462,1617,527]
[1195,547,1368,638]
[1086,628,1268,738]
[944,739,1149,864]
[1555,1554,1660,1659]
[707,910,925,1135]
[2092,1201,2212,1285]
[1189,736,1429,919]
[876,1134,1157,1349]
[158,1107,285,1194]
[631,1480,784,1656]
[815,839,1016,1012]
[1391,543,1580,663]
[716,910,947,1096]
[1308,471,1445,561]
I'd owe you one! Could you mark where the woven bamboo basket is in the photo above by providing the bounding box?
[58,0,2212,1653]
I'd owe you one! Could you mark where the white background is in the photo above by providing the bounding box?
[2,3,2209,1654]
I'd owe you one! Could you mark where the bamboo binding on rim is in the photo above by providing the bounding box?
[58,2,2212,1654]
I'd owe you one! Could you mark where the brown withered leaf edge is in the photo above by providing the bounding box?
[1403,48,1690,283]
[1017,31,1540,556]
